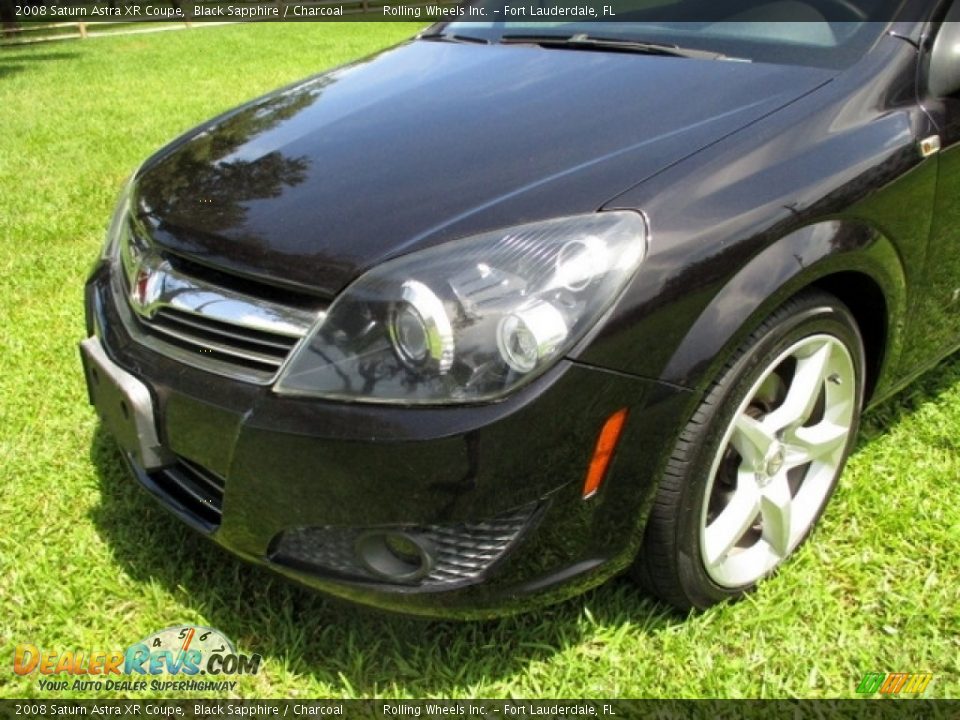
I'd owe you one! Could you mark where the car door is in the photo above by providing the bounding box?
[914,3,960,357]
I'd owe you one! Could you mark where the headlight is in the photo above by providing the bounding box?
[274,212,647,404]
[100,174,136,262]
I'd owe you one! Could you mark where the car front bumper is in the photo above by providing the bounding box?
[83,264,692,618]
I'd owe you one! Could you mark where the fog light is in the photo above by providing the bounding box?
[355,531,434,583]
[385,533,422,564]
[497,300,568,373]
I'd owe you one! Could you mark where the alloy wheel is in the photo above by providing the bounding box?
[700,334,857,588]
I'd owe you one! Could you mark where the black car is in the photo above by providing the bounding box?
[81,3,960,617]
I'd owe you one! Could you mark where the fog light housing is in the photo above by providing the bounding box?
[355,531,435,583]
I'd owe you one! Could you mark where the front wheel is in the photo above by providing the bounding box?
[634,291,865,610]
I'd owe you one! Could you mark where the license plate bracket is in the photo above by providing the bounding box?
[79,337,173,470]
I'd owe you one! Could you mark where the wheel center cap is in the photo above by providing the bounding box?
[759,444,786,485]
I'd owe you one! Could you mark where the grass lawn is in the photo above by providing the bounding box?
[1,22,958,701]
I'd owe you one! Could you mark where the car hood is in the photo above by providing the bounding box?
[135,40,832,297]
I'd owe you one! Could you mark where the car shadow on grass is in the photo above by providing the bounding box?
[87,426,679,695]
[0,50,80,79]
[0,62,21,78]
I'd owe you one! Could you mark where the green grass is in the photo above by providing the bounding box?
[1,22,958,701]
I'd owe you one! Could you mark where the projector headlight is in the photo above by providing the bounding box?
[274,212,647,404]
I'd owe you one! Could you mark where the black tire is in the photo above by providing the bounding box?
[633,290,866,610]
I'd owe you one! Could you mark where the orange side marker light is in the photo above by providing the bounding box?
[583,408,629,499]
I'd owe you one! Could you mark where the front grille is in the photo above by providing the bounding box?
[141,307,300,374]
[271,504,541,588]
[113,229,323,383]
[150,457,226,529]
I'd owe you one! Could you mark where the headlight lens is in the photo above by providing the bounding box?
[274,212,647,404]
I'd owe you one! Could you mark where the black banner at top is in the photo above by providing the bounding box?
[0,0,949,23]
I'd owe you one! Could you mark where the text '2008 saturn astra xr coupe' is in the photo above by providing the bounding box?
[81,1,960,617]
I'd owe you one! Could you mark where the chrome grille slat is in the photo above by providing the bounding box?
[154,309,298,353]
[144,318,287,370]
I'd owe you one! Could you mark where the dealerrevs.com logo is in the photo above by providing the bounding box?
[14,626,261,692]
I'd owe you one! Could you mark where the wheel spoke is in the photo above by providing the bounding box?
[731,413,774,467]
[760,476,793,557]
[704,471,761,566]
[786,421,850,465]
[766,343,832,432]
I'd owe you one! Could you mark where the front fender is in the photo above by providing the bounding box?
[575,35,933,404]
[661,220,907,401]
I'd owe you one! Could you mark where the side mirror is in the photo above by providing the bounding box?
[929,13,960,97]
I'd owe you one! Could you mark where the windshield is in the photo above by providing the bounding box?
[436,0,906,68]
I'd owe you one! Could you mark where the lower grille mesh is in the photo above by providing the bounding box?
[272,504,540,588]
[150,457,226,529]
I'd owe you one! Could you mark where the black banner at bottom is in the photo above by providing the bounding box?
[1,700,958,720]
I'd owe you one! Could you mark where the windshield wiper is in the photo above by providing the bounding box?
[499,33,743,61]
[419,31,490,44]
